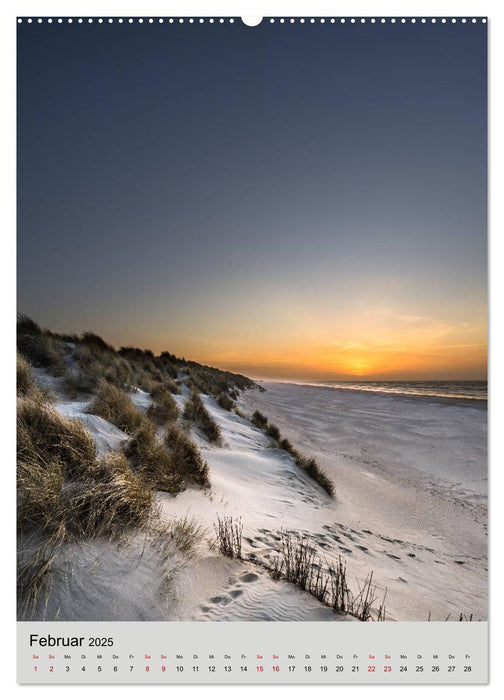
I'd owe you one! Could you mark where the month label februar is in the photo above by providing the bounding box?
[18,622,488,684]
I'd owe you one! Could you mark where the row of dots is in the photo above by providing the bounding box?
[18,17,487,25]
[268,17,485,24]
[18,18,236,24]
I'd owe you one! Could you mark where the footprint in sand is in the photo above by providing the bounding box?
[454,560,466,565]
[229,589,244,598]
[329,534,343,543]
[241,572,260,583]
[343,533,356,542]
[407,553,416,558]
[349,528,365,538]
[357,545,369,553]
[210,595,231,605]
[339,546,352,554]
[386,553,401,560]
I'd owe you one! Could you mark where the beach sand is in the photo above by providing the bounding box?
[25,374,487,623]
[237,382,487,621]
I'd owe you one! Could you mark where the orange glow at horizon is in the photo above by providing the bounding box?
[142,309,487,381]
[201,339,487,381]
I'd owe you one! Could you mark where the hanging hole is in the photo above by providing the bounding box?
[241,17,263,27]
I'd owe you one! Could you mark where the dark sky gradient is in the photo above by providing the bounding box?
[17,20,487,379]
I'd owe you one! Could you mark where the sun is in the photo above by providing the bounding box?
[339,356,374,377]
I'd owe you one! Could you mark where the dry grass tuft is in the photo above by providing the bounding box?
[17,354,35,397]
[251,410,268,429]
[17,541,57,619]
[266,422,281,441]
[86,380,145,434]
[217,392,234,411]
[147,384,179,424]
[16,354,48,402]
[17,456,65,535]
[164,516,205,557]
[183,389,222,444]
[165,425,210,487]
[17,315,65,372]
[270,530,386,620]
[64,455,154,538]
[64,367,101,396]
[18,397,97,481]
[294,454,335,498]
[124,422,185,494]
[214,514,243,558]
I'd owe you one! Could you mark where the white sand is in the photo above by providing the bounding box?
[25,372,486,622]
[236,383,487,621]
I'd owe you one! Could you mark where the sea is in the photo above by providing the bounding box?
[292,380,487,402]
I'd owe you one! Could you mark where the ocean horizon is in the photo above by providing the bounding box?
[263,379,487,402]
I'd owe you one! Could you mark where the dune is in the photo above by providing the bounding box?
[19,338,486,623]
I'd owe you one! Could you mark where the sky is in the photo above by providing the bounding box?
[17,18,487,381]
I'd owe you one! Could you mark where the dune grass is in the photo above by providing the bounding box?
[266,422,281,441]
[70,344,134,393]
[163,516,205,557]
[188,364,255,399]
[19,314,257,401]
[17,454,65,536]
[250,411,335,497]
[86,380,145,434]
[64,453,154,538]
[100,355,134,389]
[136,372,179,396]
[147,517,206,593]
[16,354,50,403]
[269,530,386,621]
[164,377,180,395]
[217,392,235,411]
[213,514,243,559]
[183,389,222,444]
[124,422,185,494]
[64,366,100,396]
[165,425,210,488]
[80,331,115,354]
[18,397,97,481]
[17,354,34,397]
[251,410,269,429]
[17,541,58,619]
[147,384,179,424]
[17,395,157,540]
[294,454,335,497]
[17,315,65,373]
[18,331,64,372]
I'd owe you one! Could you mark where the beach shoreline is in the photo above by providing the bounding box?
[254,380,488,408]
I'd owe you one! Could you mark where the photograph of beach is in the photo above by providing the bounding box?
[17,17,487,623]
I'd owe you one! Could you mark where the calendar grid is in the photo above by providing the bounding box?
[18,621,488,684]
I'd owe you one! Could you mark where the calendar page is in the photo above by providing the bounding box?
[16,11,488,685]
